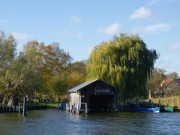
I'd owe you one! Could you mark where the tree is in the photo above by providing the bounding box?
[23,41,72,92]
[50,73,68,102]
[67,71,86,89]
[0,31,16,73]
[0,52,44,105]
[146,68,166,94]
[166,72,179,79]
[86,34,158,101]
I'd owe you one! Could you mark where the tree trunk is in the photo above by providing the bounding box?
[7,96,18,106]
[2,94,9,105]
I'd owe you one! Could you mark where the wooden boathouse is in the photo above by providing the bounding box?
[66,79,118,113]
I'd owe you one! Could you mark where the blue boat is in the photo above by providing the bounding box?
[128,98,160,113]
[129,105,160,113]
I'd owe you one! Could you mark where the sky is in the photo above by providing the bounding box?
[1,0,180,75]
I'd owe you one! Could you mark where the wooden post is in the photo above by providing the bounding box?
[122,102,123,111]
[70,102,72,112]
[159,99,160,108]
[149,90,151,100]
[142,96,144,106]
[77,104,79,115]
[18,102,21,113]
[23,97,27,116]
[152,102,153,108]
[85,103,87,114]
[73,103,75,113]
[66,103,68,112]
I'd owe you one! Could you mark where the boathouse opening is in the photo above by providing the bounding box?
[66,79,118,113]
[89,95,114,112]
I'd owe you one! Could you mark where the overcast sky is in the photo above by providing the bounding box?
[1,0,180,75]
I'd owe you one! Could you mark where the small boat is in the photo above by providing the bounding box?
[129,104,160,113]
[160,106,174,112]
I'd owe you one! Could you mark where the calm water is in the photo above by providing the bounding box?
[0,109,180,135]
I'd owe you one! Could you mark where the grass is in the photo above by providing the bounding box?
[21,102,60,107]
[144,96,180,109]
[126,96,180,109]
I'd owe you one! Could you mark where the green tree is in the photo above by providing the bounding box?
[0,52,44,105]
[0,31,16,73]
[50,73,68,102]
[86,34,158,101]
[146,68,166,93]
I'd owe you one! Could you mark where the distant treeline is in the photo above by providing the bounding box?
[1,31,179,106]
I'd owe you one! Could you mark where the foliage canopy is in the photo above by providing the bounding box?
[87,34,158,100]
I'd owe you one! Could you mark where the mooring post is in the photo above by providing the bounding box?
[159,99,160,108]
[77,104,79,115]
[64,103,66,111]
[152,102,153,108]
[23,97,27,116]
[70,102,72,112]
[122,102,123,111]
[66,103,68,112]
[18,102,21,113]
[85,103,87,114]
[142,96,144,106]
[73,103,75,114]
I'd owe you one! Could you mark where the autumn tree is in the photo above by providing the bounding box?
[86,34,158,101]
[146,68,166,95]
[23,41,71,88]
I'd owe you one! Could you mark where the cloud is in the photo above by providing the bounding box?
[12,32,33,40]
[0,18,9,23]
[129,23,174,36]
[65,32,83,37]
[56,31,83,38]
[168,43,180,51]
[77,33,83,37]
[129,7,153,20]
[70,16,82,23]
[147,0,161,5]
[98,23,121,35]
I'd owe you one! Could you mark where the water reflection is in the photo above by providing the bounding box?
[0,110,180,135]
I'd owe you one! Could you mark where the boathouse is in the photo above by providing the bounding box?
[66,79,118,113]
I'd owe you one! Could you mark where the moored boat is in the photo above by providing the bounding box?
[160,106,174,112]
[129,104,160,113]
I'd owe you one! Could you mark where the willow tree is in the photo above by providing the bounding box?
[86,34,158,101]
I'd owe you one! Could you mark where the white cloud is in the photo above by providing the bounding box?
[129,23,174,36]
[98,23,121,35]
[147,0,161,5]
[65,32,83,37]
[0,18,9,23]
[77,33,83,37]
[70,16,82,23]
[12,32,33,40]
[129,7,153,20]
[168,43,180,51]
[56,31,83,38]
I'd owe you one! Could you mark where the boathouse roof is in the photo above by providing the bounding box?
[66,79,116,93]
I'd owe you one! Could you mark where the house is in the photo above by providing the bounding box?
[66,79,118,113]
[160,78,180,88]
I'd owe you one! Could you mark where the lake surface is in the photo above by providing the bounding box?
[0,109,180,135]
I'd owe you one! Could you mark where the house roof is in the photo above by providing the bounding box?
[160,78,180,87]
[160,79,172,87]
[66,79,116,93]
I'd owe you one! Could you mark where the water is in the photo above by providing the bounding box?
[0,109,180,135]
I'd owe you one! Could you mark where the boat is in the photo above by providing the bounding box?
[129,104,160,113]
[160,106,174,112]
